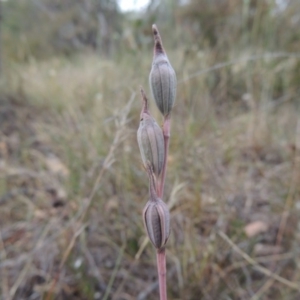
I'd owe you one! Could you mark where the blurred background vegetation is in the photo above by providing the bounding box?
[0,0,300,299]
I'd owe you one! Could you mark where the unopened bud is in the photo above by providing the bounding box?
[142,163,170,250]
[143,198,170,250]
[149,24,177,116]
[137,88,165,177]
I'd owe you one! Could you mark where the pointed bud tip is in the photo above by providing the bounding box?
[152,24,158,36]
[152,24,164,55]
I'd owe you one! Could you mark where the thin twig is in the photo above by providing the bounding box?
[137,281,159,300]
[206,252,294,295]
[224,252,294,274]
[250,278,277,300]
[218,231,300,291]
[102,245,125,300]
[80,95,135,223]
[59,225,86,269]
[44,96,134,300]
[178,52,300,84]
[250,260,289,300]
[9,221,53,298]
[82,241,106,290]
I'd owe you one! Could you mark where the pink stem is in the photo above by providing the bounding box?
[156,248,167,300]
[156,116,170,299]
[158,116,171,198]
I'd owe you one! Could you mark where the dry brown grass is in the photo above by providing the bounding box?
[0,43,300,300]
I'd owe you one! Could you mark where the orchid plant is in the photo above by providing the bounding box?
[137,24,176,300]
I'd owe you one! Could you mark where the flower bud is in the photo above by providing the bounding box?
[143,198,170,250]
[137,89,165,177]
[149,24,176,116]
[142,163,170,250]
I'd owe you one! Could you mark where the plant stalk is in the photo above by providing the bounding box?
[156,115,171,300]
[156,248,167,300]
[158,115,171,198]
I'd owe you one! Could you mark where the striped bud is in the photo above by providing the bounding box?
[137,89,164,177]
[143,165,170,250]
[143,198,170,250]
[149,24,177,116]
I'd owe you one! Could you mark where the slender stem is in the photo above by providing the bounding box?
[158,115,171,198]
[146,162,159,201]
[140,87,150,117]
[156,248,167,300]
[156,115,170,300]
